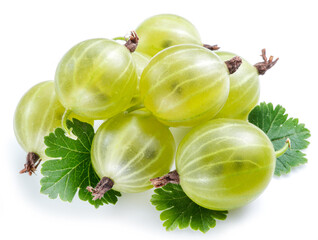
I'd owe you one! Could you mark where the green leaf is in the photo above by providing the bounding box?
[151,183,228,233]
[248,102,311,176]
[40,118,121,207]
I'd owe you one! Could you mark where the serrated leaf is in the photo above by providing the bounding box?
[40,118,121,207]
[248,102,311,175]
[151,183,228,233]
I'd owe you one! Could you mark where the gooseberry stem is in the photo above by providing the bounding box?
[254,49,279,75]
[113,36,126,41]
[125,103,144,113]
[87,177,114,200]
[125,31,139,53]
[203,44,220,51]
[113,31,139,52]
[150,170,180,188]
[225,56,242,74]
[275,138,291,158]
[19,152,41,176]
[62,109,72,136]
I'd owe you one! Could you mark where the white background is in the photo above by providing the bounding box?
[1,0,318,239]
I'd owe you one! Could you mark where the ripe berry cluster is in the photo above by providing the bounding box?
[14,14,283,212]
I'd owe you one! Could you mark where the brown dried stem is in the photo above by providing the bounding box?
[124,31,139,53]
[254,49,279,75]
[150,170,180,188]
[203,44,220,51]
[225,56,242,74]
[86,177,114,200]
[19,152,41,176]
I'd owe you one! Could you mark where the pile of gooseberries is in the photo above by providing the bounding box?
[14,14,284,214]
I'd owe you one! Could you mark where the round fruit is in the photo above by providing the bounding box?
[14,81,92,174]
[214,51,260,120]
[176,119,276,210]
[136,14,202,57]
[55,38,138,120]
[90,109,175,194]
[140,44,230,127]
